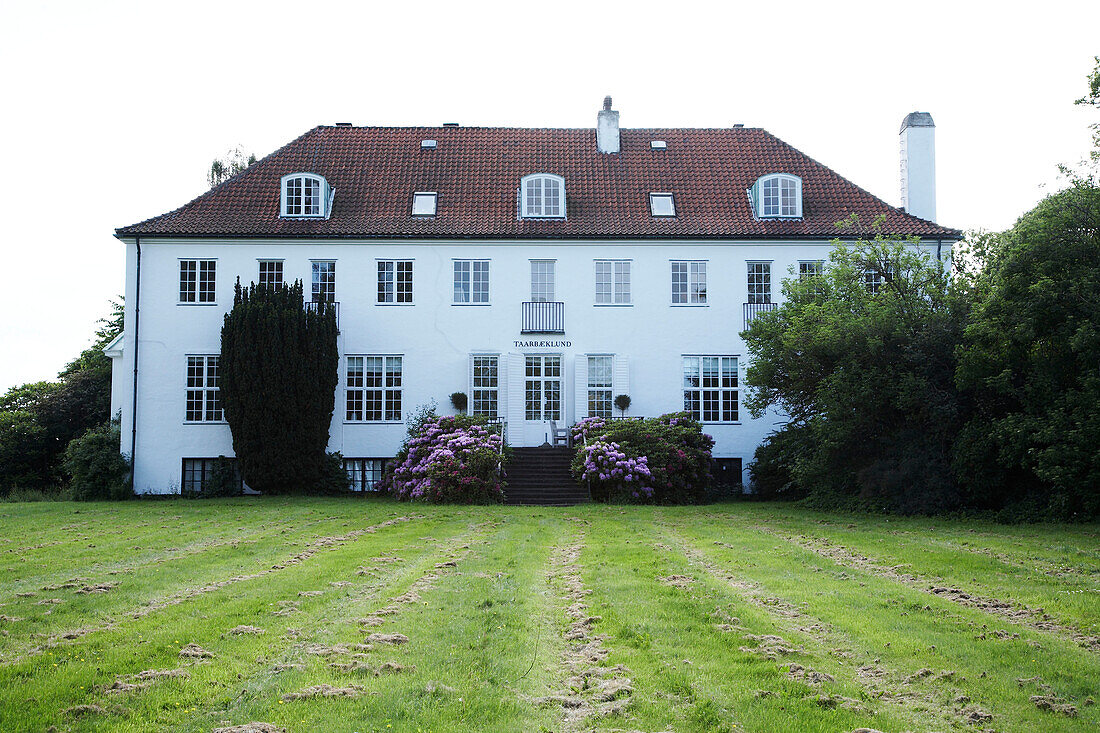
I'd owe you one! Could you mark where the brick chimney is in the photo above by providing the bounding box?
[597,95,620,154]
[899,112,936,222]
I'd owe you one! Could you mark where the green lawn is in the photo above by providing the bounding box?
[0,500,1097,732]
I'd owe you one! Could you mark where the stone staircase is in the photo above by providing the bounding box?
[504,446,591,506]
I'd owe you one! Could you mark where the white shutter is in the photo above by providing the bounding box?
[574,355,588,422]
[613,355,630,413]
[505,353,525,442]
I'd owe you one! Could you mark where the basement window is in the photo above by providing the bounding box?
[412,192,437,216]
[650,193,676,217]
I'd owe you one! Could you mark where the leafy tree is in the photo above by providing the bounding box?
[742,223,968,512]
[207,146,257,188]
[955,182,1100,518]
[219,280,339,494]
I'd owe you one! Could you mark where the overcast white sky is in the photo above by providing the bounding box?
[0,0,1097,392]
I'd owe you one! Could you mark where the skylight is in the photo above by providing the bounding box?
[650,140,667,150]
[412,192,437,217]
[421,139,437,149]
[649,193,676,217]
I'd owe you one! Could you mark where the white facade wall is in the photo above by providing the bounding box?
[113,236,949,494]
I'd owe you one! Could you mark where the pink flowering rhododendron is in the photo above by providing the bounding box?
[387,415,506,504]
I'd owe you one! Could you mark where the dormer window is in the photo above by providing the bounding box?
[751,173,802,218]
[650,193,676,217]
[411,192,437,217]
[520,174,565,219]
[281,173,332,218]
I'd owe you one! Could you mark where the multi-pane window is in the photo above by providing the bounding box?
[283,174,322,217]
[747,262,772,304]
[411,192,437,216]
[672,261,707,304]
[757,174,801,218]
[595,260,631,304]
[185,356,222,422]
[378,260,413,303]
[649,193,676,217]
[530,260,555,302]
[587,355,613,418]
[312,261,335,302]
[179,260,216,303]
[182,458,241,494]
[258,260,283,288]
[471,356,499,418]
[343,458,387,491]
[525,355,561,421]
[683,356,738,423]
[864,265,891,294]
[454,260,490,304]
[799,261,823,279]
[521,174,565,218]
[346,356,402,422]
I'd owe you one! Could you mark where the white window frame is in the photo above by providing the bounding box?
[864,264,892,295]
[671,260,707,305]
[258,259,284,288]
[799,260,823,279]
[586,355,614,418]
[453,260,490,304]
[411,192,437,217]
[594,260,631,305]
[311,260,336,303]
[530,260,556,302]
[753,173,802,218]
[345,355,403,423]
[682,355,739,424]
[747,261,772,304]
[520,173,566,219]
[470,354,499,418]
[649,192,676,217]
[377,260,414,304]
[184,355,224,423]
[179,259,216,304]
[280,173,328,218]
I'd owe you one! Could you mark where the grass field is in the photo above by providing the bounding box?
[0,500,1097,732]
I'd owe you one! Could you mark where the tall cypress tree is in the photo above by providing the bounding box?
[220,279,339,494]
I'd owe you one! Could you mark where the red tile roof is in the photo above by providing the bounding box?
[116,125,961,240]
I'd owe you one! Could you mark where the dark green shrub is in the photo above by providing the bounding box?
[63,422,132,501]
[614,394,631,416]
[197,456,243,498]
[450,392,468,413]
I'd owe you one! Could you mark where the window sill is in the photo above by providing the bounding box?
[183,421,228,425]
[700,422,742,426]
[671,303,709,307]
[177,302,219,307]
[594,303,633,307]
[375,303,415,307]
[452,302,491,307]
[344,421,405,425]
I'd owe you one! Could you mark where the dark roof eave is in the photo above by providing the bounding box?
[114,229,963,242]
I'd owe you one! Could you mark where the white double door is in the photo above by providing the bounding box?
[522,354,562,446]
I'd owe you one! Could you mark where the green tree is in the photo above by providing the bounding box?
[742,224,968,512]
[207,146,257,188]
[219,280,339,494]
[955,183,1100,518]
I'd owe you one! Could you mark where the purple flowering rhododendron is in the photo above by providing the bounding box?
[387,416,506,504]
[578,440,654,499]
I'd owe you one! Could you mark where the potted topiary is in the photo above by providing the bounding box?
[614,394,631,418]
[450,392,468,414]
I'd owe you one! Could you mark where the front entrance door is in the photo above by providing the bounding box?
[524,354,562,445]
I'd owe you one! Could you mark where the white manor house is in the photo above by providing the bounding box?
[108,99,959,495]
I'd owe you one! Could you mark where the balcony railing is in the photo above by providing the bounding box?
[743,301,778,329]
[305,300,340,329]
[521,301,565,334]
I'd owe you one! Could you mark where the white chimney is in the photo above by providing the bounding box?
[899,111,936,222]
[597,95,620,154]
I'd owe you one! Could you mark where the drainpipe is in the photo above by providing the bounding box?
[129,237,141,493]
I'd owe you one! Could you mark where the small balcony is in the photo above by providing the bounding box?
[743,301,777,329]
[521,301,565,334]
[305,300,340,329]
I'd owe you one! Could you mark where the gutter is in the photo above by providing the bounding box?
[130,237,141,493]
